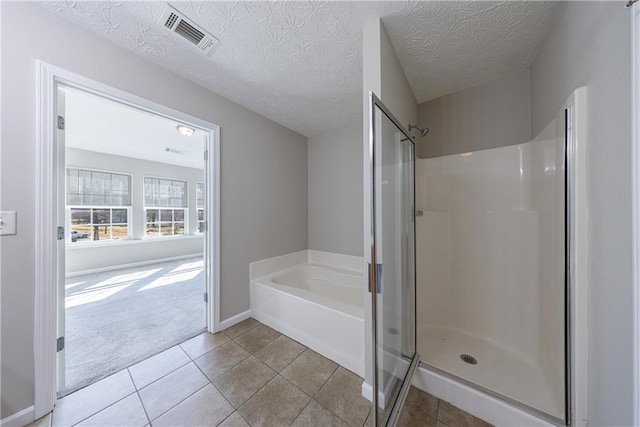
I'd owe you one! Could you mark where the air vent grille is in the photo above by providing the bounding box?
[175,19,205,45]
[165,147,185,155]
[158,4,219,56]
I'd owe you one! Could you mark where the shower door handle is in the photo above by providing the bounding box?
[368,263,383,294]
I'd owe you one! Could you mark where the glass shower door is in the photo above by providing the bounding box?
[369,93,420,426]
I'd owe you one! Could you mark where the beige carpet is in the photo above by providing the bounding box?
[62,257,206,396]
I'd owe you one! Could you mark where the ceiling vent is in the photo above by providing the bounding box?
[159,4,219,56]
[165,147,185,155]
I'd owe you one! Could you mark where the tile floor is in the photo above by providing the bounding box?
[31,318,491,427]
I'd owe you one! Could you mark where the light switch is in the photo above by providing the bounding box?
[0,211,17,236]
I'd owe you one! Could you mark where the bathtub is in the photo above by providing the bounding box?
[250,250,365,377]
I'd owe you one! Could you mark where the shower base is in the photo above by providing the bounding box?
[417,326,563,422]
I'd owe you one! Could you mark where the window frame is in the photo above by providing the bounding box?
[67,205,133,243]
[65,167,133,244]
[143,176,189,238]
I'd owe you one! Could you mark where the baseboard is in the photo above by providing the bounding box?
[361,381,387,407]
[219,309,252,331]
[66,253,203,278]
[1,406,35,427]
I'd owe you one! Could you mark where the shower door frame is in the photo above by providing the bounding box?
[368,91,420,427]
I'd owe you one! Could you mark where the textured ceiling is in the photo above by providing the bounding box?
[40,1,555,137]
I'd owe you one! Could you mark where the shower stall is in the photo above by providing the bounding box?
[415,129,566,422]
[368,90,576,425]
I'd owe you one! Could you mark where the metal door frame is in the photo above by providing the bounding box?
[368,91,420,426]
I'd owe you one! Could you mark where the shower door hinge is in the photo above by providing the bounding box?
[203,292,208,303]
[57,336,65,352]
[57,226,65,240]
[57,115,65,130]
[204,150,208,161]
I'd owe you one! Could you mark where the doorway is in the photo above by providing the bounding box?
[58,84,213,395]
[34,62,221,417]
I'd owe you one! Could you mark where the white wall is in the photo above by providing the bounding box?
[0,2,307,418]
[362,18,419,390]
[417,70,532,159]
[529,3,633,425]
[308,124,363,257]
[65,148,204,275]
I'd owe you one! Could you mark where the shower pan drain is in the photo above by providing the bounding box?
[460,354,478,365]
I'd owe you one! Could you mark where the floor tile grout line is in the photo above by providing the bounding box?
[127,368,152,426]
[66,390,138,427]
[147,381,210,423]
[179,334,230,363]
[270,369,355,427]
[286,392,314,426]
[271,346,308,375]
[222,318,261,340]
[184,344,239,412]
[214,411,236,427]
[234,411,251,426]
[197,341,257,386]
[290,398,314,425]
[313,366,369,427]
[276,371,315,400]
[234,372,311,426]
[311,393,355,427]
[221,358,279,411]
[132,358,192,392]
[231,333,281,355]
[312,363,340,399]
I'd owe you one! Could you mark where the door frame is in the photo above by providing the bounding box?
[34,61,221,418]
[367,91,420,426]
[631,3,640,425]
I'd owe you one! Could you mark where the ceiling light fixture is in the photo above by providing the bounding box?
[176,124,195,137]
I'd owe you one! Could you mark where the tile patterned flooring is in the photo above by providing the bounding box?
[31,318,492,427]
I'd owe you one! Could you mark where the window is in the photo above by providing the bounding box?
[66,168,132,242]
[144,177,187,237]
[196,182,205,233]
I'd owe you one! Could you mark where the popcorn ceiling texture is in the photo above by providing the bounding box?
[40,1,554,137]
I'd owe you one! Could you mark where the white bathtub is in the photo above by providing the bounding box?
[250,250,365,377]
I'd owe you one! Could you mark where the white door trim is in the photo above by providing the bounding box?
[34,61,221,419]
[631,3,640,426]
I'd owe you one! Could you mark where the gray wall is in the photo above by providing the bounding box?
[417,70,532,158]
[66,148,204,275]
[530,2,633,425]
[308,124,363,257]
[0,2,307,417]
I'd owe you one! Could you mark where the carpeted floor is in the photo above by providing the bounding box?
[63,257,206,396]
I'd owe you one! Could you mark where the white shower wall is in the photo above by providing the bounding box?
[416,134,565,414]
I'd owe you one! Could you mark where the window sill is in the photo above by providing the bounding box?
[66,234,203,249]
